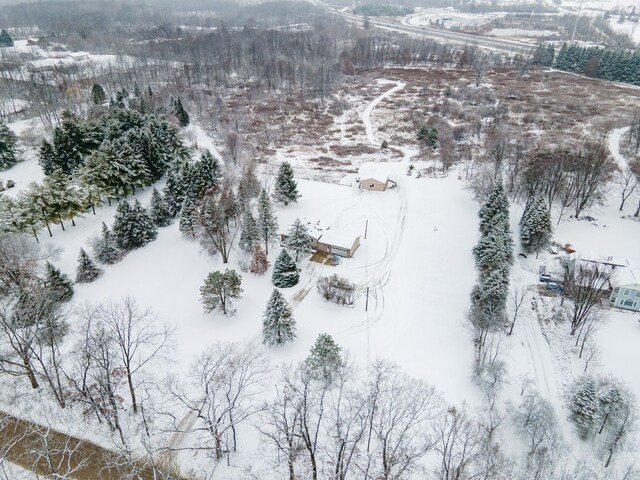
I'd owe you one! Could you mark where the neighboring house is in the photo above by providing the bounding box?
[280,220,361,258]
[609,267,640,312]
[316,229,361,258]
[610,284,640,312]
[358,164,390,191]
[26,38,39,46]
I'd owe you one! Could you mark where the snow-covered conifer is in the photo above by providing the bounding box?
[179,197,197,237]
[239,209,259,252]
[149,188,172,227]
[92,222,121,264]
[285,218,312,262]
[272,249,299,288]
[262,289,296,346]
[257,189,278,254]
[304,333,343,382]
[44,262,74,302]
[272,162,300,205]
[75,248,102,283]
[200,269,243,315]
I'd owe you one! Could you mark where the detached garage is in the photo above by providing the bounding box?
[358,164,390,191]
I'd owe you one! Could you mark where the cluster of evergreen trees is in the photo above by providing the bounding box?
[0,94,189,240]
[470,183,513,356]
[534,42,640,86]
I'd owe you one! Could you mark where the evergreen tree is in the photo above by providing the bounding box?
[262,289,296,346]
[520,196,552,256]
[272,249,299,288]
[570,376,600,439]
[0,121,18,170]
[257,189,278,254]
[239,209,259,252]
[193,150,222,196]
[148,188,172,227]
[285,218,312,262]
[179,197,196,237]
[250,245,270,275]
[44,262,74,302]
[38,140,58,176]
[174,96,190,127]
[162,168,184,216]
[91,83,107,105]
[478,182,510,236]
[237,164,261,207]
[40,169,86,230]
[473,227,513,273]
[112,200,157,250]
[304,333,343,382]
[76,248,102,283]
[92,222,121,264]
[0,29,14,47]
[200,269,243,315]
[273,162,300,205]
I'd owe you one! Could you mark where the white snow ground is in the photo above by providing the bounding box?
[0,80,639,477]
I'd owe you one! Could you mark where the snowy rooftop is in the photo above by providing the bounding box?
[318,226,361,249]
[612,267,639,288]
[358,163,390,183]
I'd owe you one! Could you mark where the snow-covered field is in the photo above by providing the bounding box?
[1,75,640,477]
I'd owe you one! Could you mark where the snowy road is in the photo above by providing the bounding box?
[361,81,405,146]
[607,126,632,170]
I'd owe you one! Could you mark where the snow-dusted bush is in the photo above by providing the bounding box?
[317,274,356,306]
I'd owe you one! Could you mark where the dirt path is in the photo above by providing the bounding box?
[0,412,180,480]
[361,80,406,146]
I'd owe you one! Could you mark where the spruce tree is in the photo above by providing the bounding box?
[179,197,196,237]
[272,249,299,288]
[520,196,552,256]
[0,29,13,47]
[44,262,74,302]
[262,289,296,346]
[478,182,510,236]
[272,162,300,205]
[239,209,259,252]
[473,227,513,273]
[304,333,343,382]
[93,222,121,264]
[76,248,102,283]
[257,189,278,254]
[570,376,600,439]
[285,218,312,262]
[149,188,172,227]
[0,121,18,170]
[38,140,57,176]
[200,269,243,315]
[250,245,270,275]
[174,97,190,127]
[112,200,157,250]
[193,150,222,196]
[91,83,107,105]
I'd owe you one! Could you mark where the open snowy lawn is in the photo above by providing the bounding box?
[29,162,482,406]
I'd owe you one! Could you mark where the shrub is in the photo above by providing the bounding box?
[317,275,356,305]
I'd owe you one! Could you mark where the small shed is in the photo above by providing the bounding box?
[358,164,389,191]
[68,52,89,61]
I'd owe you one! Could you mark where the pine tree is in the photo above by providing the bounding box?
[250,245,270,275]
[272,249,299,288]
[257,189,278,254]
[285,218,312,262]
[92,222,121,264]
[304,333,343,382]
[112,200,157,250]
[76,248,102,283]
[38,140,57,176]
[239,209,259,252]
[570,376,600,439]
[179,197,196,237]
[174,97,190,127]
[0,121,18,170]
[272,162,300,205]
[149,188,172,227]
[40,169,86,230]
[0,29,14,47]
[44,262,74,302]
[473,227,513,273]
[262,289,296,346]
[193,150,222,196]
[520,196,552,256]
[91,83,107,105]
[200,269,243,315]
